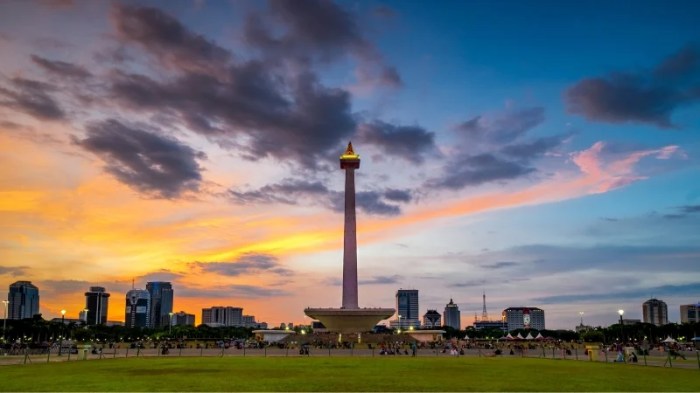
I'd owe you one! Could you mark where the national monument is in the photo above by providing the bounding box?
[304,143,395,335]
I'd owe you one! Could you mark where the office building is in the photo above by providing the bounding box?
[201,306,243,327]
[391,289,420,329]
[443,298,461,330]
[680,303,700,323]
[423,309,441,328]
[8,281,39,320]
[172,311,195,326]
[146,282,173,328]
[502,307,545,331]
[125,289,150,328]
[84,286,110,325]
[642,298,668,326]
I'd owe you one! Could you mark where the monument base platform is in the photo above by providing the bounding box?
[304,307,395,334]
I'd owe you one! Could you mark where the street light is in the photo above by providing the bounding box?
[618,309,625,343]
[398,315,402,331]
[2,300,8,341]
[59,309,66,356]
[168,312,174,334]
[83,308,89,325]
[579,311,584,326]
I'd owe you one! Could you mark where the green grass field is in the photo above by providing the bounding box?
[1,357,697,392]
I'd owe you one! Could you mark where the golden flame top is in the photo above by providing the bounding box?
[340,141,359,159]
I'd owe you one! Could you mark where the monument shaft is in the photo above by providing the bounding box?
[342,166,358,309]
[304,142,394,334]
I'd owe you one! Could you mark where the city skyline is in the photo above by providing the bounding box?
[0,1,699,329]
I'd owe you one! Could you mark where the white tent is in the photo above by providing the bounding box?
[535,333,545,340]
[525,332,534,340]
[506,333,515,340]
[516,333,524,339]
[464,334,470,340]
[662,336,677,343]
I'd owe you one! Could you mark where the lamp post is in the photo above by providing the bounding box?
[579,311,584,326]
[59,309,66,356]
[618,309,624,343]
[2,300,8,341]
[83,308,89,325]
[168,312,174,335]
[397,315,402,333]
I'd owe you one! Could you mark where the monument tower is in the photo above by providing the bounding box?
[304,143,394,334]
[340,142,360,309]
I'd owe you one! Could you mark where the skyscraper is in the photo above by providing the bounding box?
[423,309,441,328]
[84,286,110,325]
[146,282,173,328]
[680,303,700,323]
[395,289,420,328]
[201,306,243,326]
[642,298,668,326]
[443,298,461,330]
[172,311,195,327]
[125,289,150,328]
[502,307,545,331]
[8,281,39,320]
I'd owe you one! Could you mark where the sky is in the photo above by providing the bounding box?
[0,0,699,330]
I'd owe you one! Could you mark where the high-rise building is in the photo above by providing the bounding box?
[8,281,39,320]
[172,311,195,327]
[84,286,110,325]
[642,298,668,326]
[393,289,420,328]
[201,306,243,326]
[423,309,441,328]
[146,282,173,328]
[502,307,545,331]
[680,303,700,323]
[125,289,150,328]
[443,298,461,330]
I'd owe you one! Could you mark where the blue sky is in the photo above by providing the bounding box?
[0,0,698,329]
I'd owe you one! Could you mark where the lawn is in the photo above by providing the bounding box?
[0,356,697,391]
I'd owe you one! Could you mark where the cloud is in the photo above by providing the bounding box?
[109,67,356,170]
[0,77,65,120]
[40,279,91,295]
[383,189,412,202]
[356,121,437,163]
[449,280,488,288]
[533,283,700,305]
[359,275,402,285]
[570,141,681,193]
[76,119,206,198]
[228,179,329,205]
[30,55,91,80]
[176,283,290,299]
[192,253,294,277]
[680,205,700,214]
[481,261,518,270]
[0,266,28,276]
[565,44,700,128]
[138,270,184,283]
[111,4,231,75]
[244,0,401,90]
[429,107,564,190]
[229,178,412,216]
[455,107,546,146]
[664,204,700,219]
[430,153,534,190]
[485,244,700,274]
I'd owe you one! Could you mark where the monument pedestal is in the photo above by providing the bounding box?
[304,307,395,334]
